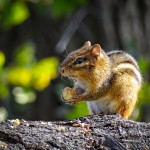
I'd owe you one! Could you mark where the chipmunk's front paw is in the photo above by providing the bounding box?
[61,87,79,105]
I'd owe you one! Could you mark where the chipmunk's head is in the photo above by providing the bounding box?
[59,41,109,81]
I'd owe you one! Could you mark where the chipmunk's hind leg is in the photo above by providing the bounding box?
[110,71,140,119]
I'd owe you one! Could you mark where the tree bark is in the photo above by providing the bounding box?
[0,114,149,150]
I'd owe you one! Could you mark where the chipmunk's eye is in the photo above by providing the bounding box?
[75,57,84,64]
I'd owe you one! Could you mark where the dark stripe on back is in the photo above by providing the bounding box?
[107,50,124,56]
[118,61,139,71]
[107,50,139,70]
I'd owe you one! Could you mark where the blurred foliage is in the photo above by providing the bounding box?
[0,42,58,101]
[0,0,90,29]
[0,51,5,67]
[139,82,150,104]
[0,107,8,121]
[4,1,29,27]
[51,0,89,17]
[12,87,36,104]
[138,58,150,74]
[1,0,30,28]
[138,57,150,121]
[8,42,58,90]
[66,102,89,120]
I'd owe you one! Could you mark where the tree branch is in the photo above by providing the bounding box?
[55,7,88,53]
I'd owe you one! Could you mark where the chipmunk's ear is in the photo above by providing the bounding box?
[83,41,91,47]
[91,44,102,58]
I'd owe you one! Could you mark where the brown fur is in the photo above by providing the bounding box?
[59,41,142,119]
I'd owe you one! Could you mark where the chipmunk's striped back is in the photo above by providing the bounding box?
[107,51,142,87]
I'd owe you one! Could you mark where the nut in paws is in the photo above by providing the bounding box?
[61,87,78,104]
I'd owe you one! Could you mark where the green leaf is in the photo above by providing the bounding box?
[14,42,36,67]
[66,102,89,120]
[32,57,59,90]
[4,1,30,27]
[51,0,75,17]
[0,0,8,11]
[138,57,149,73]
[0,51,5,67]
[51,0,89,17]
[139,82,150,104]
[0,83,9,99]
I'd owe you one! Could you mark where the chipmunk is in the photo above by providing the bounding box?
[59,41,142,119]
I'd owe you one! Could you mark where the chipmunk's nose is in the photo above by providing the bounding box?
[59,67,65,74]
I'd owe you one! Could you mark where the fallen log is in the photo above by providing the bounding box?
[0,114,149,150]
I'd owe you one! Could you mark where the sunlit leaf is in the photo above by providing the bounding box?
[8,67,32,87]
[4,1,29,27]
[0,51,5,67]
[32,71,51,90]
[32,57,59,90]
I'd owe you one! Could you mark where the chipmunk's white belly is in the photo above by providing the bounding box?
[87,95,118,114]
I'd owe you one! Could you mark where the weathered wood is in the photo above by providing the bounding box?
[0,114,149,150]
